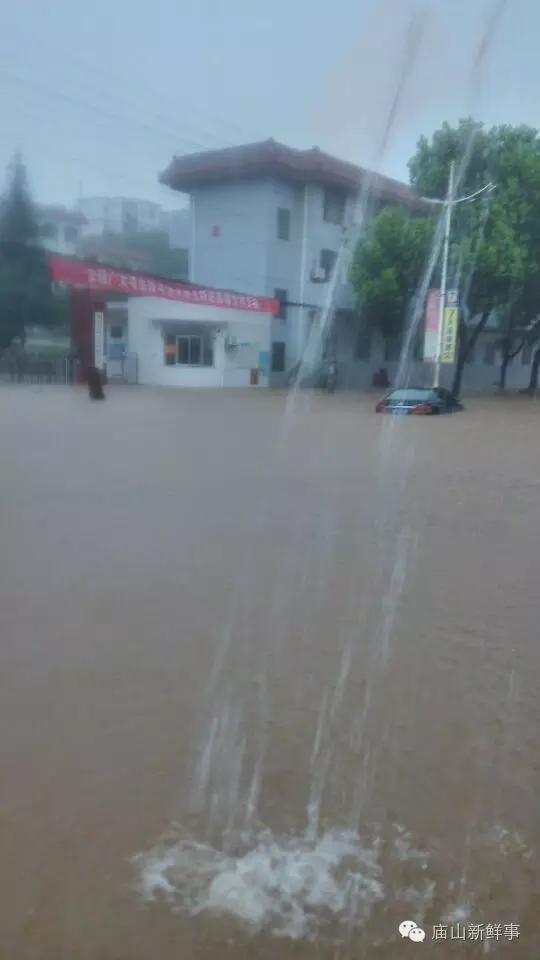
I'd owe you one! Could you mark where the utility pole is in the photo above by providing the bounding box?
[425,166,495,390]
[434,161,455,389]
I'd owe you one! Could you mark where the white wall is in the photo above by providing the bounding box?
[190,180,273,293]
[126,297,271,388]
[189,177,356,374]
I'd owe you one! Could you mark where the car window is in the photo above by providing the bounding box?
[387,389,432,401]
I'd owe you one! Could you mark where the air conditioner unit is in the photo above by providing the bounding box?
[311,266,327,282]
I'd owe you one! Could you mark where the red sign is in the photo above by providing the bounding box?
[48,255,278,315]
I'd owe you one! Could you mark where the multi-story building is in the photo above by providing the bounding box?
[76,197,190,281]
[78,196,164,237]
[77,197,189,246]
[36,205,87,256]
[160,139,427,383]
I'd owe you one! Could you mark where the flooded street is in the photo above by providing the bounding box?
[1,384,539,958]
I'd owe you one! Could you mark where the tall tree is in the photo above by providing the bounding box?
[409,120,540,396]
[0,153,54,356]
[526,347,540,393]
[349,206,435,348]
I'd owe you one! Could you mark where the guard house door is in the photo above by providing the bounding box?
[105,321,127,378]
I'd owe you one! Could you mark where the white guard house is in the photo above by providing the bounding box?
[109,295,274,388]
[48,256,277,388]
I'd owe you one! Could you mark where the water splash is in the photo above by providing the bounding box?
[133,820,531,942]
[135,826,383,940]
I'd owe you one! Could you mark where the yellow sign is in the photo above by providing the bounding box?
[441,307,458,363]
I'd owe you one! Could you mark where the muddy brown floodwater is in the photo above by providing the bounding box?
[1,385,539,959]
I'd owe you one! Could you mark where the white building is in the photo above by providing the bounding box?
[50,255,275,389]
[36,204,86,256]
[159,140,538,393]
[160,139,427,384]
[78,196,163,237]
[78,197,190,249]
[104,296,272,388]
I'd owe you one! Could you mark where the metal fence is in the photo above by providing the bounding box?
[0,355,76,385]
[0,353,139,386]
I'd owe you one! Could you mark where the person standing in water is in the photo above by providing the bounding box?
[87,366,105,400]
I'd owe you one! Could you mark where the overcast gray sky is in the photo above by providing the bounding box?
[0,0,537,210]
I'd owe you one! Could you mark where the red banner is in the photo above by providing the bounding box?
[48,255,278,315]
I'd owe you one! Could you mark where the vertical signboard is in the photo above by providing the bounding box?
[424,289,459,364]
[423,289,441,362]
[94,311,104,368]
[441,307,458,363]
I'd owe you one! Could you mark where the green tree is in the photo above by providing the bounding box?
[494,269,540,391]
[349,206,435,349]
[0,153,55,356]
[409,118,489,199]
[409,120,540,396]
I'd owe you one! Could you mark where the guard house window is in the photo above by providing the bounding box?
[274,288,288,321]
[320,249,337,280]
[271,342,286,372]
[110,325,123,339]
[164,333,212,367]
[177,335,202,365]
[277,207,290,240]
[64,225,78,242]
[323,188,346,225]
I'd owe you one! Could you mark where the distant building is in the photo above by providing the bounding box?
[76,196,189,280]
[36,205,86,256]
[159,208,190,250]
[160,138,428,383]
[78,196,163,237]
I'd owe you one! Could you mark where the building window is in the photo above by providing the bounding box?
[522,342,533,364]
[177,335,202,365]
[320,249,337,280]
[277,207,290,240]
[109,325,124,339]
[274,288,288,321]
[323,188,346,225]
[271,341,286,372]
[39,222,57,239]
[164,333,212,367]
[64,225,78,242]
[484,341,496,365]
[356,330,371,360]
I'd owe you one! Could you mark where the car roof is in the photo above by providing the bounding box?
[387,386,435,394]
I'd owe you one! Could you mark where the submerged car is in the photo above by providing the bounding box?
[375,387,463,415]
